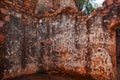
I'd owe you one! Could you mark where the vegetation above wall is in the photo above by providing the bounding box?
[75,0,101,15]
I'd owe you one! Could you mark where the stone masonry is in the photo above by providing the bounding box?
[0,0,120,80]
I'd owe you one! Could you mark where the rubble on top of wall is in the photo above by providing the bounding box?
[0,0,120,22]
[102,0,120,6]
[0,0,79,27]
[2,0,120,27]
[89,0,120,30]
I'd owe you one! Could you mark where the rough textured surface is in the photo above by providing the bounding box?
[0,0,120,80]
[6,74,74,80]
[5,74,95,80]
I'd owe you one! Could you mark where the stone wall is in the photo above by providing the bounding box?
[0,0,120,80]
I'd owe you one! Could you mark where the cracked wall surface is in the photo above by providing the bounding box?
[0,0,120,80]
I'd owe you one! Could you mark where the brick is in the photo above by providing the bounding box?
[24,1,31,7]
[0,34,5,43]
[0,8,9,15]
[91,11,96,16]
[102,9,110,14]
[0,21,5,27]
[100,13,108,16]
[82,15,88,19]
[117,0,120,2]
[4,16,10,22]
[107,0,114,5]
[69,8,77,13]
[34,9,38,15]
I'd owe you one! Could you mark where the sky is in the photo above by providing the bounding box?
[95,0,105,4]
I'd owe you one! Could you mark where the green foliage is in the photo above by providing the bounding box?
[75,0,98,15]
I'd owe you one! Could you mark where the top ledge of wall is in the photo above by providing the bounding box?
[0,0,120,26]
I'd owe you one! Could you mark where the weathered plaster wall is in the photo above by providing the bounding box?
[0,0,120,80]
[36,14,88,74]
[89,16,115,80]
[4,16,39,79]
